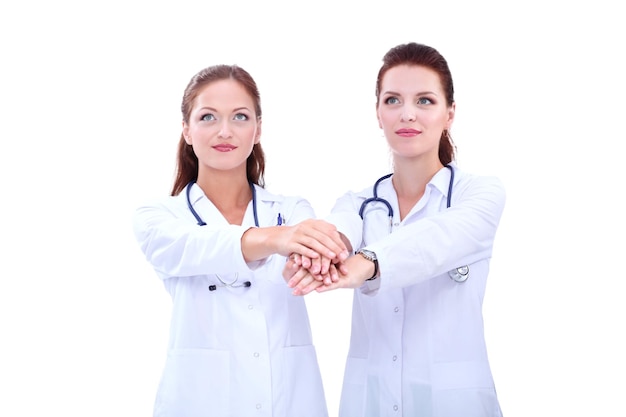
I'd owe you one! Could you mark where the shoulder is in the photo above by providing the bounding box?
[132,192,186,221]
[135,192,186,211]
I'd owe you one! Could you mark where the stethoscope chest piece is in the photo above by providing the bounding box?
[448,265,469,283]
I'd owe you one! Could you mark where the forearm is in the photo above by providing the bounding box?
[133,207,250,277]
[240,226,280,262]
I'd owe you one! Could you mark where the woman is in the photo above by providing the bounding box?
[132,64,348,417]
[285,43,506,416]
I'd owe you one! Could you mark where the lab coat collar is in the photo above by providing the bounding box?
[252,184,286,227]
[251,184,283,203]
[185,182,282,205]
[429,162,458,201]
[185,182,283,227]
[375,163,457,200]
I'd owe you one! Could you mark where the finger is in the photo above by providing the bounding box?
[315,281,343,293]
[292,272,317,296]
[328,263,339,283]
[309,256,322,275]
[292,221,346,259]
[300,255,312,269]
[319,256,332,275]
[299,277,325,296]
[282,258,299,282]
[291,253,302,266]
[287,267,310,288]
[337,261,349,275]
[304,230,347,260]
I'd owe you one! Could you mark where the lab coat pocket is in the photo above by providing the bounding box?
[430,361,501,416]
[433,387,502,417]
[154,348,230,417]
[283,345,328,417]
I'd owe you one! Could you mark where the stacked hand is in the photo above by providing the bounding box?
[282,230,375,296]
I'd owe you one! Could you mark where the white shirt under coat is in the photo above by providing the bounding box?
[132,183,328,417]
[326,163,506,417]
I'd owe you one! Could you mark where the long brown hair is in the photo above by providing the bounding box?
[170,65,266,196]
[375,42,457,165]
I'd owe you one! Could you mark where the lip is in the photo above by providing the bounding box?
[213,144,237,152]
[395,128,421,137]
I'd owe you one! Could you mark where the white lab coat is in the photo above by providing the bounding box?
[326,163,506,417]
[132,183,328,417]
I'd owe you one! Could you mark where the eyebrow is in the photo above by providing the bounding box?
[197,106,252,112]
[382,90,439,97]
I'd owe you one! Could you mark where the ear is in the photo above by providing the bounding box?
[376,104,383,129]
[182,121,191,145]
[254,117,262,144]
[445,103,456,130]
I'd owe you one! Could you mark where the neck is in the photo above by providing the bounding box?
[196,171,252,224]
[391,158,443,199]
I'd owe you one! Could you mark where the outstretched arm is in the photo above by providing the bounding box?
[243,218,350,263]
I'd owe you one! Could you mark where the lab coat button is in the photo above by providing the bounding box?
[256,404,262,409]
[254,352,259,357]
[394,307,399,313]
[248,304,253,309]
[392,355,397,361]
[393,405,399,411]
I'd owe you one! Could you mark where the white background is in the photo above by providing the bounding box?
[1,1,624,416]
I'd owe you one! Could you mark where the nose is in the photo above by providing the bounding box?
[401,105,416,122]
[217,120,233,139]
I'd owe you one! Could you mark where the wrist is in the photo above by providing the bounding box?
[355,249,379,281]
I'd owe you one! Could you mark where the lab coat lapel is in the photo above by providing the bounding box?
[186,183,230,227]
[252,185,282,228]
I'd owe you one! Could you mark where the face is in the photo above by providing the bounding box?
[377,65,454,163]
[183,79,261,176]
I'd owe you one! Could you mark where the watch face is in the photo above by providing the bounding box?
[358,249,376,260]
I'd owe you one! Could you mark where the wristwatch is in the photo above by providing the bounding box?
[356,249,379,281]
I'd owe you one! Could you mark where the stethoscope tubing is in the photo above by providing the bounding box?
[185,181,259,292]
[358,164,468,283]
[186,180,260,227]
[359,165,454,220]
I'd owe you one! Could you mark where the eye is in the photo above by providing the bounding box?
[384,96,400,105]
[200,113,216,121]
[417,97,433,105]
[233,113,249,121]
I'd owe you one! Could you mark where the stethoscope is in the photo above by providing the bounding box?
[358,164,470,283]
[186,180,259,227]
[185,180,260,291]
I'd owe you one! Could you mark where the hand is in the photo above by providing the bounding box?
[242,219,350,263]
[314,254,375,293]
[279,219,350,262]
[284,259,341,295]
[285,253,347,286]
[296,253,344,282]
